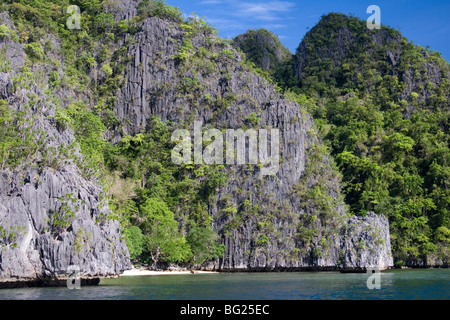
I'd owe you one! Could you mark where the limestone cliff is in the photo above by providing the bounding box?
[294,13,449,116]
[0,11,131,286]
[0,1,394,286]
[234,12,449,269]
[109,1,393,270]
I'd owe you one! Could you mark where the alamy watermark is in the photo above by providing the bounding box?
[67,265,81,290]
[66,5,81,30]
[366,268,381,290]
[171,122,280,177]
[367,5,381,30]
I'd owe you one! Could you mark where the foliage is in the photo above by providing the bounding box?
[269,13,450,265]
[247,112,260,127]
[0,0,229,268]
[106,117,226,265]
[232,28,292,76]
[0,24,11,39]
[25,42,45,60]
[187,225,226,264]
[124,226,145,260]
[137,0,183,23]
[8,1,447,269]
[66,102,106,170]
[101,63,113,77]
[50,194,78,236]
[74,227,91,254]
[0,100,37,170]
[140,197,192,265]
[0,225,26,249]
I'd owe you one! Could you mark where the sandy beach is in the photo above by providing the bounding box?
[120,269,219,277]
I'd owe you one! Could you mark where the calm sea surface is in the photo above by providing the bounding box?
[0,269,448,300]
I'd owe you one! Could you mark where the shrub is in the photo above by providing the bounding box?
[140,198,193,265]
[124,226,145,260]
[222,49,235,59]
[101,63,113,77]
[247,112,261,127]
[0,25,11,39]
[138,0,184,23]
[117,20,130,33]
[66,102,106,169]
[25,42,45,60]
[187,226,224,264]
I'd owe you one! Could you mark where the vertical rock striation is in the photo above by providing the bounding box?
[0,12,131,286]
[0,3,396,285]
[111,7,393,271]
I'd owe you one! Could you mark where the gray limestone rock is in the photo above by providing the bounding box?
[0,12,131,285]
[111,12,394,271]
[0,3,395,284]
[339,212,393,270]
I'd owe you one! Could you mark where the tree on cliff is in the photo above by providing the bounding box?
[140,198,192,266]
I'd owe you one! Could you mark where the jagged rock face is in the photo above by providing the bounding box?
[0,4,395,281]
[340,212,393,270]
[0,167,131,280]
[214,212,393,270]
[0,73,12,100]
[0,12,131,283]
[112,10,393,270]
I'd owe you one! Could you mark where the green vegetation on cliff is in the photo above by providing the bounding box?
[106,117,226,265]
[235,13,449,266]
[232,28,291,77]
[2,0,447,268]
[1,0,225,267]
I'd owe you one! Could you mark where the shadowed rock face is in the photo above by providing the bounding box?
[0,12,131,285]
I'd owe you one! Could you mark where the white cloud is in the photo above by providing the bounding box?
[261,24,288,29]
[198,0,296,21]
[206,17,247,31]
[194,0,297,39]
[236,1,296,21]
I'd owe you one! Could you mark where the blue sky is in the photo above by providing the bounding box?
[166,0,450,61]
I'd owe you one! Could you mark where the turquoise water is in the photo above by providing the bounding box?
[0,269,448,300]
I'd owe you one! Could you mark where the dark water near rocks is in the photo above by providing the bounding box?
[0,269,448,300]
